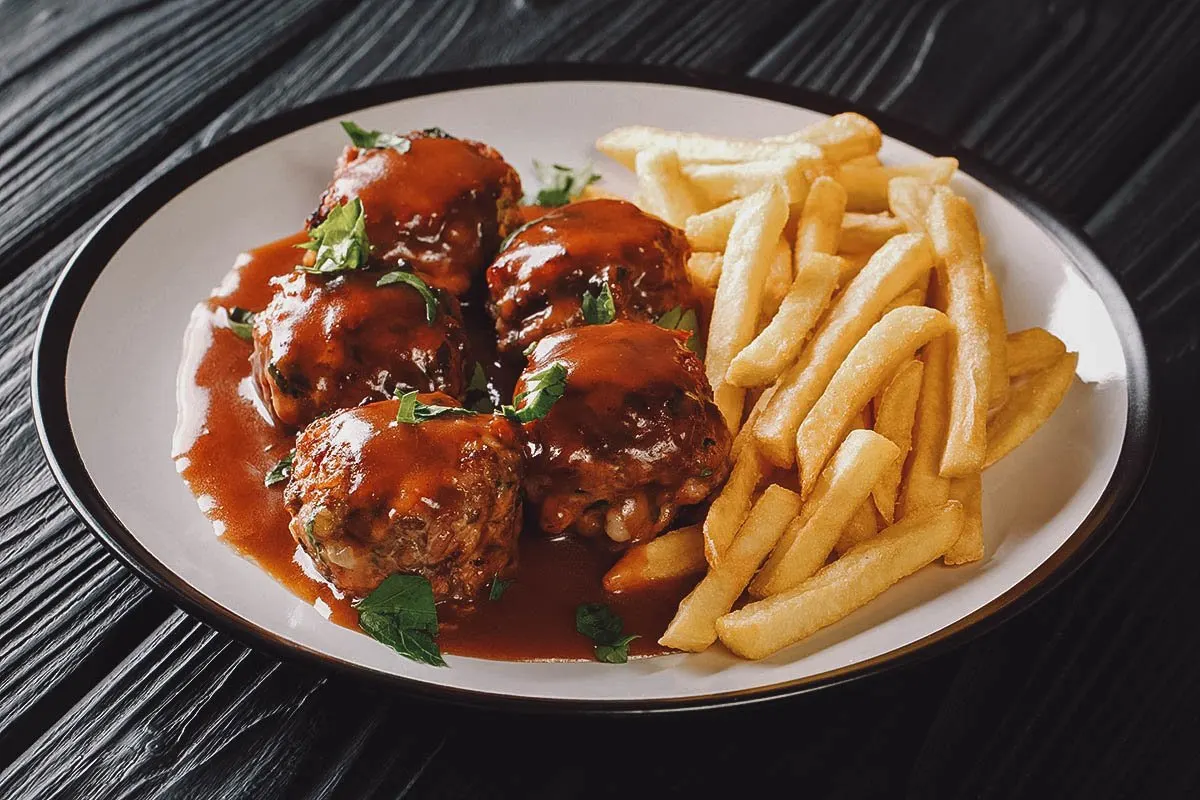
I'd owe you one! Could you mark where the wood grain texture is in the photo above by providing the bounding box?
[1,0,1198,797]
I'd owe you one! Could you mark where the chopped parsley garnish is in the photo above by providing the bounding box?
[264,450,294,487]
[357,574,445,666]
[465,362,494,413]
[297,198,370,274]
[488,576,513,601]
[376,269,439,323]
[532,161,601,207]
[656,306,701,355]
[501,362,567,423]
[581,282,616,325]
[226,307,255,341]
[340,120,412,152]
[576,603,639,664]
[394,390,476,425]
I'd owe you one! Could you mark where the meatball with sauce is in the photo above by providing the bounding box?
[517,320,732,546]
[486,199,696,352]
[310,129,523,296]
[285,394,525,602]
[252,270,470,429]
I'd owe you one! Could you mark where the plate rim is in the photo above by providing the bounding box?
[31,63,1156,715]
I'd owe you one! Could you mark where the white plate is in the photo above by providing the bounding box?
[33,67,1153,712]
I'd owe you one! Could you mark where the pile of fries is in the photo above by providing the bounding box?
[595,114,1079,660]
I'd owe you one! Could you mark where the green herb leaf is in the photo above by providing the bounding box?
[297,198,371,274]
[595,634,640,664]
[376,269,439,323]
[394,390,476,425]
[226,307,255,341]
[501,362,568,423]
[357,573,445,666]
[581,282,616,325]
[340,121,412,152]
[264,450,294,487]
[656,306,701,355]
[576,603,638,664]
[359,610,445,667]
[488,575,513,601]
[465,362,494,413]
[532,161,601,207]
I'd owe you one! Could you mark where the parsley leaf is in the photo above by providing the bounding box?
[264,450,294,488]
[226,307,255,341]
[576,603,639,664]
[581,282,616,325]
[465,362,494,413]
[656,306,701,355]
[340,121,412,152]
[394,390,476,425]
[488,575,513,601]
[501,362,568,423]
[532,161,601,207]
[376,269,439,323]
[297,198,370,274]
[357,573,445,666]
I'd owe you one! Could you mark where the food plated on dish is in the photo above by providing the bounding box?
[175,111,1077,667]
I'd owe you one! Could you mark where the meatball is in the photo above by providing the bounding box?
[285,394,524,602]
[252,270,470,429]
[310,129,523,296]
[518,320,732,546]
[486,199,696,352]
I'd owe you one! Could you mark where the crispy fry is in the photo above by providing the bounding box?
[703,445,764,565]
[707,185,790,429]
[880,286,927,316]
[686,251,723,289]
[734,388,774,460]
[836,500,881,556]
[984,352,1078,468]
[842,154,882,168]
[897,321,952,519]
[596,125,824,170]
[682,156,811,206]
[765,112,883,163]
[753,233,935,467]
[603,524,706,592]
[577,184,624,202]
[871,358,924,523]
[887,177,936,236]
[839,212,906,254]
[836,250,874,285]
[717,502,964,659]
[983,267,1009,410]
[944,473,984,564]
[1006,327,1067,377]
[684,198,743,251]
[795,305,952,497]
[661,485,802,651]
[838,158,958,212]
[794,176,847,260]
[727,253,841,388]
[927,188,990,477]
[760,238,794,325]
[751,429,898,597]
[635,148,705,227]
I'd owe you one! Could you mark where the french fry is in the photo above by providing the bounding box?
[1006,327,1067,377]
[727,253,841,388]
[577,184,624,202]
[603,524,706,592]
[984,352,1078,468]
[794,176,847,260]
[753,233,935,467]
[944,473,984,564]
[733,388,774,460]
[707,184,789,430]
[686,252,723,289]
[926,188,990,477]
[660,485,802,652]
[760,238,794,325]
[682,156,811,206]
[684,198,743,251]
[880,286,927,316]
[838,158,958,212]
[842,154,882,168]
[839,212,906,254]
[765,112,883,163]
[837,250,874,285]
[836,500,881,555]
[871,358,924,523]
[983,267,1009,410]
[635,148,705,227]
[597,125,823,170]
[703,445,764,565]
[717,502,964,659]
[888,176,936,237]
[795,305,952,497]
[897,320,952,519]
[751,429,898,597]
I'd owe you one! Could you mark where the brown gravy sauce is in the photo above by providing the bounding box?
[174,232,697,660]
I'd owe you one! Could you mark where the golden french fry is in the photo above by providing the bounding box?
[703,445,764,565]
[888,176,936,236]
[733,388,774,460]
[926,188,990,477]
[707,185,790,430]
[794,176,847,260]
[603,524,706,592]
[795,305,952,497]
[578,184,624,202]
[983,267,1009,410]
[753,233,935,467]
[684,198,743,251]
[661,485,802,652]
[839,212,906,254]
[836,500,881,556]
[751,429,898,597]
[727,253,841,388]
[1006,327,1067,377]
[836,250,874,285]
[717,502,964,659]
[686,252,723,289]
[838,158,958,213]
[597,126,824,170]
[760,238,794,325]
[765,112,883,163]
[880,287,927,316]
[871,358,924,523]
[944,473,984,564]
[682,156,811,206]
[985,352,1078,468]
[842,154,882,168]
[897,323,952,519]
[635,148,705,227]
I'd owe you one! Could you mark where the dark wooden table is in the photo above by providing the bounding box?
[2,1,1198,797]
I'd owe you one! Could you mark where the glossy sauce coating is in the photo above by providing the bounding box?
[487,199,695,351]
[312,131,523,296]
